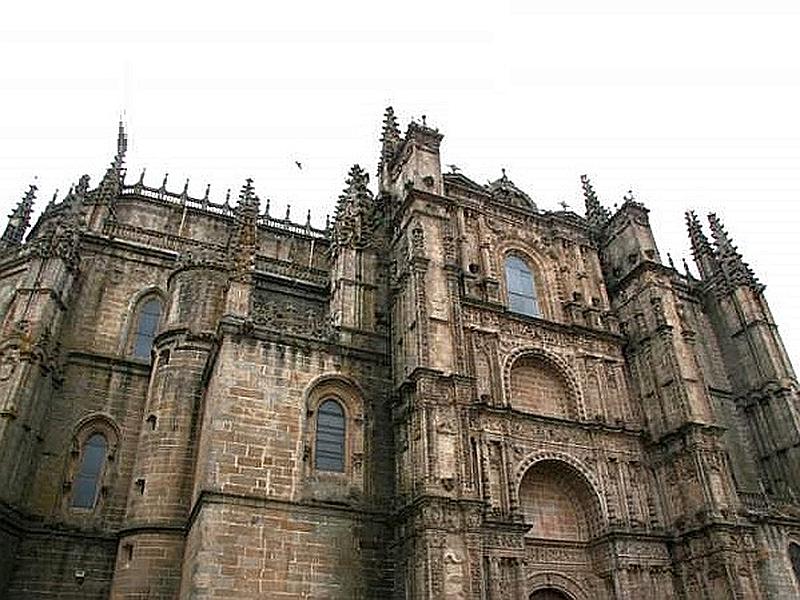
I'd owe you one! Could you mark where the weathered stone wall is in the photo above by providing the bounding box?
[181,500,392,599]
[5,532,116,599]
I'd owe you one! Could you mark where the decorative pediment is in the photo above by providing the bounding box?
[486,169,536,211]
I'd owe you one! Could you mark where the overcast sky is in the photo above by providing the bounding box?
[1,1,798,366]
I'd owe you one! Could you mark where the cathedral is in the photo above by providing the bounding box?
[0,108,799,600]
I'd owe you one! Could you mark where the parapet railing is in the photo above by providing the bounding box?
[120,183,330,240]
[121,182,234,217]
[256,214,329,240]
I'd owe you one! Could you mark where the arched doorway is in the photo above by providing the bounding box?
[530,589,573,599]
[519,460,602,600]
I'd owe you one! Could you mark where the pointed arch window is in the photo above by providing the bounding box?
[315,399,346,472]
[132,297,163,359]
[505,255,540,317]
[71,433,107,509]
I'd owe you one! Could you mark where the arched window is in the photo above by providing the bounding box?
[505,255,540,316]
[790,543,800,587]
[132,297,162,359]
[71,433,107,509]
[315,399,346,472]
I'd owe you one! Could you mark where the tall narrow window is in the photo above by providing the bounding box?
[790,543,800,587]
[71,433,107,508]
[505,255,540,316]
[315,399,345,472]
[132,297,162,359]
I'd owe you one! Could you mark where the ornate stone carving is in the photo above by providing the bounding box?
[251,296,333,341]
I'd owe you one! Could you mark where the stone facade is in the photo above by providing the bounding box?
[0,111,799,599]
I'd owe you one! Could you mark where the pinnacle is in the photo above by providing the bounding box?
[580,174,598,204]
[236,177,260,213]
[1,181,38,247]
[380,106,400,142]
[706,212,759,287]
[116,119,128,167]
[685,210,713,257]
[581,174,610,228]
[707,213,735,254]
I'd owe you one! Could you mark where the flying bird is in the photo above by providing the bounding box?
[295,161,303,170]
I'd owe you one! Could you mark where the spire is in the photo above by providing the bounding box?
[333,164,381,250]
[581,174,611,229]
[95,120,128,202]
[1,182,37,249]
[685,210,717,280]
[378,106,402,175]
[707,213,761,290]
[115,119,127,170]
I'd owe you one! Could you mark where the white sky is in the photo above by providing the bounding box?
[1,0,799,367]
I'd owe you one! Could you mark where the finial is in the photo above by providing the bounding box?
[225,188,231,205]
[623,190,635,202]
[421,114,427,127]
[76,174,90,197]
[50,188,59,206]
[667,253,675,269]
[325,214,330,230]
[306,209,312,227]
[264,198,270,216]
[161,173,169,190]
[182,178,189,195]
[138,168,146,185]
[501,167,507,179]
[203,184,210,201]
[285,204,291,221]
[682,257,692,278]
